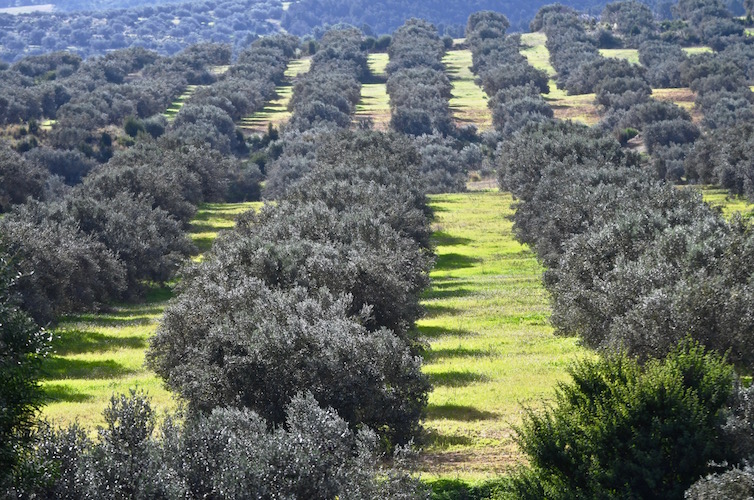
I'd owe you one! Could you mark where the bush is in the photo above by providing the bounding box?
[0,250,47,489]
[148,277,429,447]
[504,341,736,500]
[12,391,427,499]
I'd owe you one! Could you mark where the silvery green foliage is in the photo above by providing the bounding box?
[12,392,428,499]
[685,466,754,500]
[149,272,429,447]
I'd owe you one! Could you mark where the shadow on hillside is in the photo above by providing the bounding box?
[52,330,146,356]
[41,357,134,381]
[427,403,497,422]
[428,370,489,387]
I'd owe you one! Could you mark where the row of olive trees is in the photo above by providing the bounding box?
[384,18,481,194]
[466,11,552,139]
[263,27,368,197]
[0,39,299,317]
[386,18,454,137]
[496,118,754,497]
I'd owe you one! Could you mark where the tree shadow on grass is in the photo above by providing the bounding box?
[422,303,460,319]
[427,403,498,421]
[41,357,134,381]
[191,235,215,254]
[42,384,94,403]
[52,329,146,356]
[422,280,475,300]
[434,252,480,272]
[417,324,474,340]
[432,231,472,247]
[428,370,489,387]
[423,429,475,447]
[424,346,487,361]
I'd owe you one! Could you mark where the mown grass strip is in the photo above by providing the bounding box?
[442,49,493,131]
[599,48,641,65]
[239,57,312,133]
[355,53,391,130]
[520,32,601,126]
[163,84,199,121]
[418,191,588,481]
[39,201,261,429]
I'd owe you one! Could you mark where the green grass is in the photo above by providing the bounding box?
[520,32,555,77]
[39,201,260,429]
[355,53,391,129]
[239,57,311,133]
[683,46,713,55]
[519,32,600,126]
[163,84,199,121]
[698,186,754,219]
[367,52,389,78]
[442,49,493,131]
[599,48,640,65]
[418,191,589,480]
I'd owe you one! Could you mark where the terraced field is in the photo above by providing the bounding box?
[239,57,312,133]
[442,48,493,131]
[354,53,391,130]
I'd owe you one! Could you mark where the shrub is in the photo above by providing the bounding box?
[0,250,47,489]
[504,341,736,500]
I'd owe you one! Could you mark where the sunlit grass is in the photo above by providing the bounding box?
[355,53,391,130]
[163,84,199,121]
[520,32,600,126]
[442,49,493,131]
[419,191,590,480]
[39,202,261,430]
[240,57,311,133]
[599,48,640,65]
[683,46,713,55]
[697,186,754,219]
[367,52,389,78]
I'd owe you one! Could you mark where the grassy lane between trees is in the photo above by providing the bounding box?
[519,32,600,126]
[238,57,311,133]
[354,52,391,130]
[36,189,751,470]
[418,190,588,481]
[39,202,260,430]
[442,47,493,131]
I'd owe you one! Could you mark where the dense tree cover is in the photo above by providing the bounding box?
[466,12,552,138]
[686,122,754,199]
[502,341,748,499]
[287,27,366,132]
[386,19,455,137]
[280,0,685,36]
[0,250,47,489]
[0,0,282,63]
[8,391,426,498]
[150,128,434,449]
[498,120,754,369]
